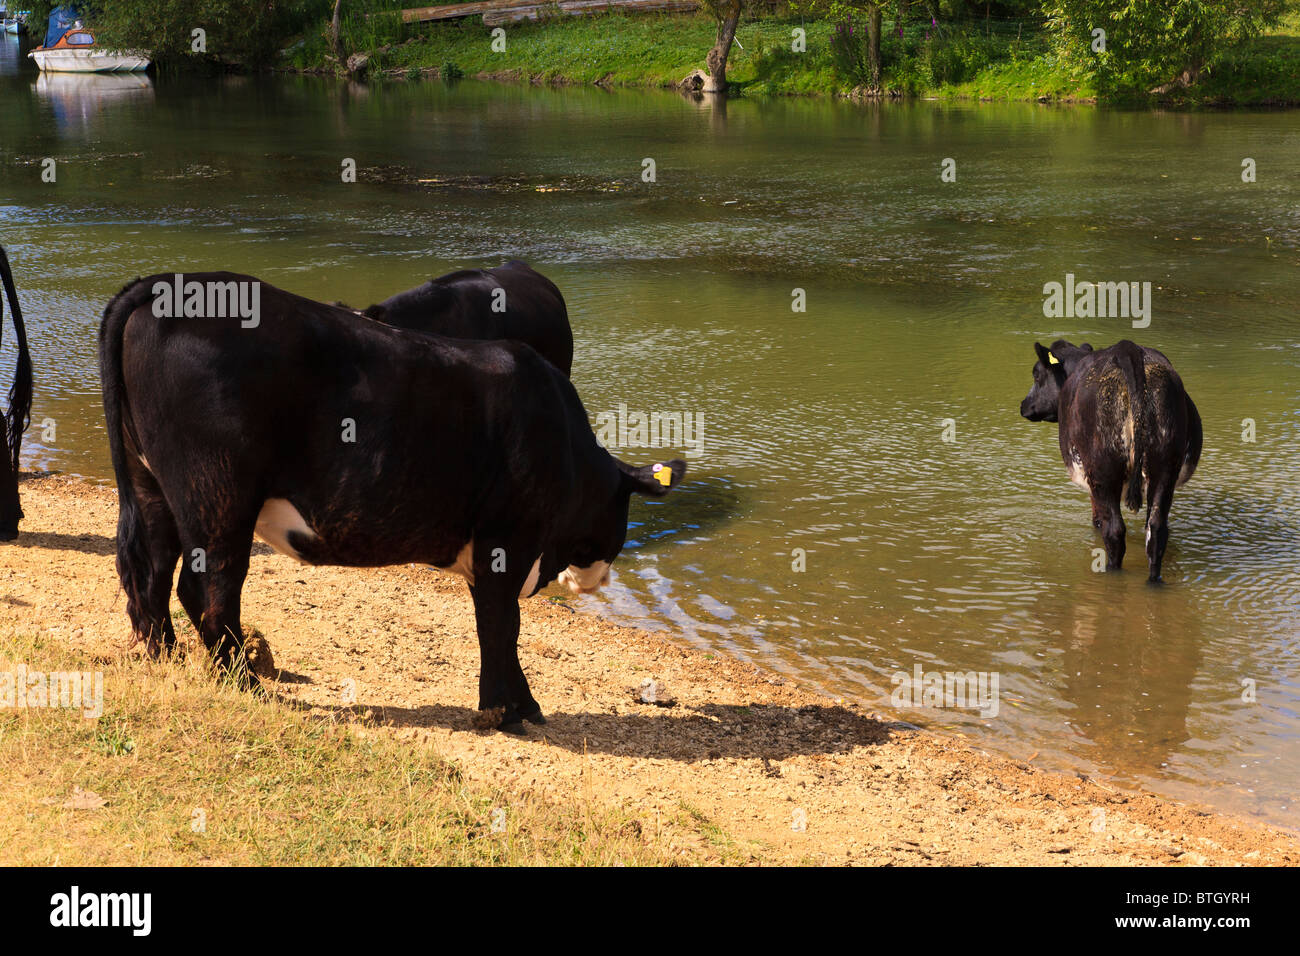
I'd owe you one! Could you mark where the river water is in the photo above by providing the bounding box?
[2,34,1297,828]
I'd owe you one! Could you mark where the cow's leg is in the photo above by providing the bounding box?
[468,573,542,734]
[175,518,257,686]
[1145,480,1174,583]
[1091,487,1126,571]
[0,454,20,542]
[137,493,182,657]
[175,564,205,636]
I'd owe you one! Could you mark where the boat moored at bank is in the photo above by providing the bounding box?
[26,4,149,72]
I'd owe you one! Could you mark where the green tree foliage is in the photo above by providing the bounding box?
[24,0,330,67]
[796,0,887,88]
[816,0,1035,90]
[1046,0,1295,94]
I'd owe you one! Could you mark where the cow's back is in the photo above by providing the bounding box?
[367,261,573,376]
[1057,344,1193,492]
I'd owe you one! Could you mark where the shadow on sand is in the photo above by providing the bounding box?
[283,695,902,763]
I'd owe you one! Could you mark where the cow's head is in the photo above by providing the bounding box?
[1020,340,1092,422]
[557,458,686,594]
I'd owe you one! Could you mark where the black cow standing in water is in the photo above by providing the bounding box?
[100,272,683,731]
[1020,339,1202,582]
[0,245,33,542]
[358,260,574,377]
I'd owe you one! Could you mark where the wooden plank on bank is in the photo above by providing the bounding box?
[482,0,699,25]
[399,2,519,24]
[396,0,699,24]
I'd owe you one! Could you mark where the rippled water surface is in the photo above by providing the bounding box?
[2,39,1298,827]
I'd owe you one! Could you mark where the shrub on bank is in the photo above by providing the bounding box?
[24,0,332,68]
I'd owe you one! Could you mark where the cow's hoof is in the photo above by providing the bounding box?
[1147,574,1164,585]
[499,720,528,736]
[0,528,17,542]
[522,707,547,725]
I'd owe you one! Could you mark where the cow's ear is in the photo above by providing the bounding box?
[362,304,387,321]
[1079,342,1094,352]
[1034,342,1053,367]
[618,459,686,497]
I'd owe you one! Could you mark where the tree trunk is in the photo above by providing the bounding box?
[867,5,882,92]
[330,0,345,65]
[1149,56,1204,95]
[706,5,741,94]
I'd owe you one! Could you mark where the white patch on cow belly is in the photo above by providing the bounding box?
[1065,450,1090,491]
[559,561,611,595]
[448,539,475,585]
[255,498,318,562]
[519,555,542,599]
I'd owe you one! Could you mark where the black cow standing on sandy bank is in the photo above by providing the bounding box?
[100,272,683,732]
[356,260,574,377]
[0,245,34,542]
[1020,339,1202,581]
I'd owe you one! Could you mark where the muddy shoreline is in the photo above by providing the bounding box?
[3,473,1296,865]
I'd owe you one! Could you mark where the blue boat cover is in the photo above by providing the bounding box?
[44,4,82,48]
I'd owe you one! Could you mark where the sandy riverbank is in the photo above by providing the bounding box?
[3,473,1296,866]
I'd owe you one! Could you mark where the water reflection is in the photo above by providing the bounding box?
[0,31,24,76]
[1043,577,1204,774]
[34,72,155,136]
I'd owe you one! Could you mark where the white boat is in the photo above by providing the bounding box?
[28,20,149,73]
[30,46,150,73]
[2,8,28,34]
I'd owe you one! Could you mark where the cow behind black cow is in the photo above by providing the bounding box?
[99,272,683,731]
[357,260,574,377]
[1020,339,1202,581]
[0,244,34,542]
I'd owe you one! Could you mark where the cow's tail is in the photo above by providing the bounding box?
[1179,391,1203,487]
[1115,340,1149,513]
[0,246,33,475]
[99,277,157,644]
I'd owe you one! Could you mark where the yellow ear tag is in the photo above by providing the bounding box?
[653,463,672,487]
[1048,352,1060,365]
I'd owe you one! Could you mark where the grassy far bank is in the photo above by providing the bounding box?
[288,8,1300,106]
[292,12,1062,96]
